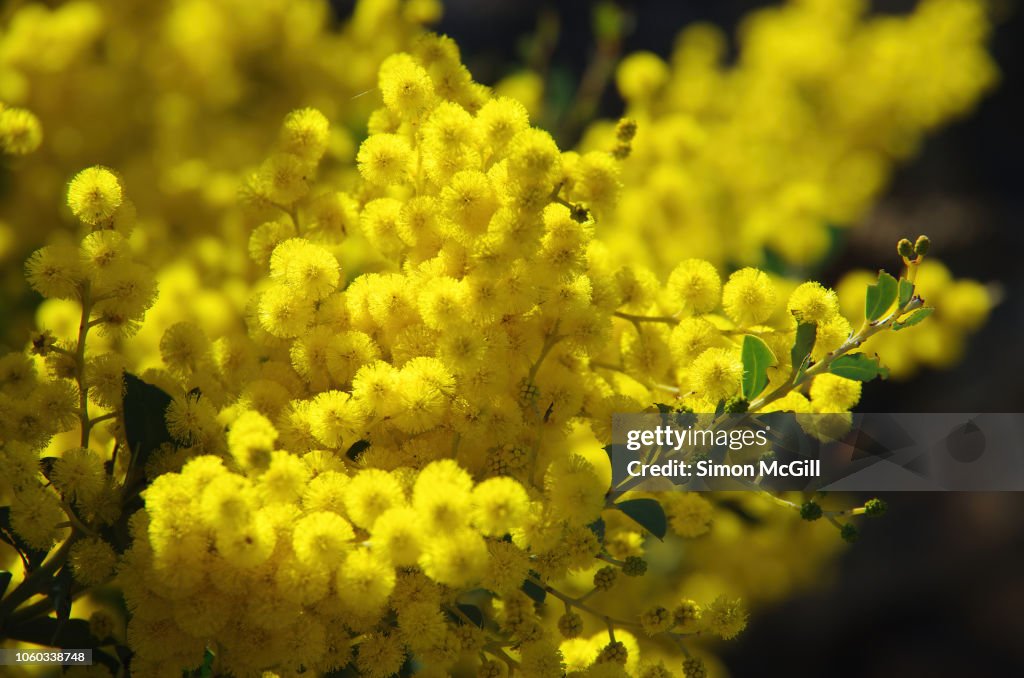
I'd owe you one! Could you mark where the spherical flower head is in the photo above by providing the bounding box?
[351,360,401,418]
[69,536,118,585]
[344,468,405,530]
[269,238,341,301]
[722,267,777,326]
[413,462,473,533]
[67,166,123,225]
[809,373,861,411]
[393,357,453,434]
[379,52,436,117]
[506,128,561,189]
[25,242,83,300]
[544,455,606,527]
[811,313,852,362]
[309,390,365,448]
[663,492,713,538]
[703,595,748,640]
[257,283,315,338]
[279,107,330,163]
[10,486,65,551]
[293,510,355,567]
[666,259,721,314]
[471,477,530,536]
[669,317,720,363]
[199,473,257,531]
[482,541,530,595]
[214,510,277,569]
[338,548,395,612]
[357,133,413,187]
[228,409,278,471]
[255,152,311,205]
[52,447,105,504]
[440,170,498,236]
[690,347,742,403]
[616,51,669,101]
[0,106,43,154]
[476,96,529,154]
[419,528,488,588]
[787,281,840,324]
[259,450,310,504]
[371,505,423,566]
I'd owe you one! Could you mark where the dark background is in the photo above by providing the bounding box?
[408,1,1024,675]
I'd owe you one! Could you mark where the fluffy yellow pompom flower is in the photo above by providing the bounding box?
[0,106,43,154]
[669,317,720,363]
[722,267,776,326]
[293,511,355,567]
[51,447,105,503]
[703,595,748,640]
[787,281,840,324]
[616,51,669,101]
[663,492,713,538]
[666,259,721,314]
[67,166,123,225]
[413,460,473,533]
[371,505,424,566]
[357,133,414,186]
[270,238,341,301]
[809,373,862,411]
[344,469,406,529]
[419,528,489,588]
[689,347,742,403]
[338,548,395,612]
[228,410,278,471]
[379,53,436,117]
[471,477,531,536]
[279,107,330,162]
[69,537,118,585]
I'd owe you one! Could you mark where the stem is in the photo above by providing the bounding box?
[613,311,678,325]
[532,576,643,632]
[0,534,77,622]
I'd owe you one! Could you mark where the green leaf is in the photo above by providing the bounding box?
[122,372,174,486]
[898,278,915,308]
[865,271,898,321]
[521,575,547,604]
[741,335,776,400]
[4,617,93,649]
[830,353,890,382]
[614,498,667,541]
[892,307,934,331]
[455,603,484,628]
[345,439,371,462]
[790,322,817,379]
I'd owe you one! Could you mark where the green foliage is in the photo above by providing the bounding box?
[892,307,934,331]
[741,334,776,400]
[830,353,890,381]
[615,498,668,541]
[864,271,898,321]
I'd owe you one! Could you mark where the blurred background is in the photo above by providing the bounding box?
[422,1,1024,675]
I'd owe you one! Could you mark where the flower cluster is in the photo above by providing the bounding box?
[0,1,998,677]
[589,0,997,272]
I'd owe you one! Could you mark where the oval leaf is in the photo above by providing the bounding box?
[790,322,817,379]
[892,307,934,331]
[865,271,898,321]
[614,497,667,540]
[898,278,915,309]
[741,335,776,400]
[830,353,890,382]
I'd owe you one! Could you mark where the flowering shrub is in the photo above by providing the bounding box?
[0,1,997,676]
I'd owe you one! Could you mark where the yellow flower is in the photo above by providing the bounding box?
[67,166,123,225]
